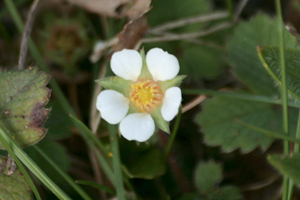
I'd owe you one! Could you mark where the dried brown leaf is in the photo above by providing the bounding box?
[112,16,149,53]
[125,0,152,20]
[66,0,131,17]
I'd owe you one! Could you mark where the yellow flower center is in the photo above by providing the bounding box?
[130,80,163,112]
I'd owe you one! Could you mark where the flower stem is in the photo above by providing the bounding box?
[275,0,290,199]
[109,125,126,200]
[164,105,182,158]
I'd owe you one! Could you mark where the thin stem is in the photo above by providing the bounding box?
[143,22,233,43]
[275,0,290,199]
[18,0,39,70]
[109,125,126,200]
[0,125,70,200]
[182,95,207,113]
[182,89,300,108]
[33,146,93,200]
[164,106,182,158]
[151,11,229,32]
[233,0,249,22]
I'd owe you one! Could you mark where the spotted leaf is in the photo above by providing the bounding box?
[0,67,50,149]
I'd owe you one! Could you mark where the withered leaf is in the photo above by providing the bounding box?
[0,67,51,149]
[66,0,131,17]
[125,0,152,20]
[112,16,149,53]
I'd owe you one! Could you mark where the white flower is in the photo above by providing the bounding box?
[96,48,183,142]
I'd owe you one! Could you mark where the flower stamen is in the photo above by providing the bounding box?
[130,80,163,112]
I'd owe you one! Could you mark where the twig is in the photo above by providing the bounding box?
[234,0,249,22]
[148,30,225,50]
[144,22,233,43]
[89,63,107,132]
[18,0,39,70]
[151,11,229,32]
[182,95,207,114]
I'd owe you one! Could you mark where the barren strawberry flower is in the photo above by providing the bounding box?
[96,48,184,142]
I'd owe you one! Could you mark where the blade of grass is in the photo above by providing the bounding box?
[109,125,126,200]
[33,145,93,200]
[70,114,139,198]
[76,180,116,195]
[275,0,290,199]
[0,124,71,200]
[69,114,109,157]
[69,114,115,183]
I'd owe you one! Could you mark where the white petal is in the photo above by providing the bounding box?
[146,48,180,81]
[96,90,130,124]
[161,87,182,121]
[111,49,142,81]
[119,113,155,142]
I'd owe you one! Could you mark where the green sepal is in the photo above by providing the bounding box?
[151,105,170,133]
[96,76,133,98]
[159,75,186,92]
[138,49,153,80]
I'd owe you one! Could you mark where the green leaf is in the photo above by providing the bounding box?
[96,76,132,98]
[195,161,222,194]
[180,45,224,80]
[122,147,166,179]
[44,100,72,139]
[268,153,300,186]
[207,186,243,200]
[25,139,70,183]
[196,96,294,153]
[0,67,50,149]
[227,13,298,95]
[0,156,31,200]
[257,46,300,100]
